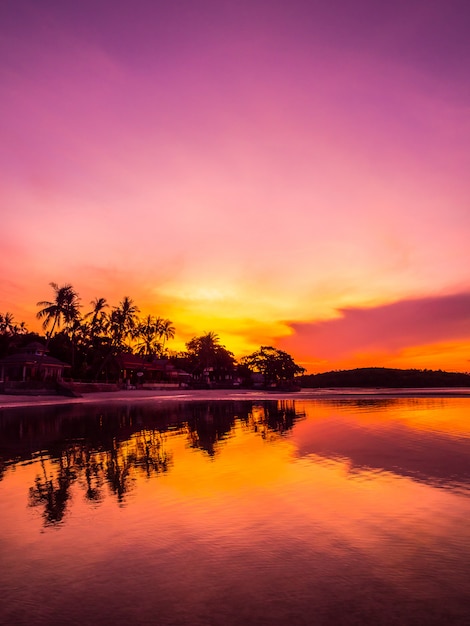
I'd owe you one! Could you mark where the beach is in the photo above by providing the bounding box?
[2,386,470,409]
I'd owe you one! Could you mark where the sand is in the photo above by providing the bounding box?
[0,388,305,409]
[2,386,470,409]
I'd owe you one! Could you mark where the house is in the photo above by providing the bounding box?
[0,342,70,384]
[112,353,191,387]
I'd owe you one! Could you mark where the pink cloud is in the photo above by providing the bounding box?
[280,292,470,362]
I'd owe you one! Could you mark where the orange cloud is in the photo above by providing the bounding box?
[280,292,470,372]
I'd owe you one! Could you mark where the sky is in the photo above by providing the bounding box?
[1,0,470,372]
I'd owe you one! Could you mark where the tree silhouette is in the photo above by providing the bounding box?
[185,332,236,382]
[84,297,109,342]
[0,312,28,357]
[0,311,27,335]
[241,346,305,387]
[109,296,140,349]
[156,317,175,354]
[36,283,81,344]
[135,315,164,357]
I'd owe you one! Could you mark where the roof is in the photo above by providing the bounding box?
[115,354,180,372]
[115,353,147,369]
[0,353,68,367]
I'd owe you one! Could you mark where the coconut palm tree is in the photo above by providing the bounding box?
[36,283,81,343]
[185,332,235,381]
[109,296,140,349]
[92,297,139,381]
[0,312,16,335]
[135,315,162,357]
[0,312,27,336]
[84,297,109,342]
[156,317,175,353]
[14,320,28,335]
[0,312,29,358]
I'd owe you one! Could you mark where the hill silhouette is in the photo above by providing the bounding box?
[300,367,470,388]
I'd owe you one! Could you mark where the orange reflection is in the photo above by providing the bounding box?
[1,398,468,545]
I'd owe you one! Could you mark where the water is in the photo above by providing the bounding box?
[1,395,469,625]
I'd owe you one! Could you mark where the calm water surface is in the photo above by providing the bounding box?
[1,396,469,625]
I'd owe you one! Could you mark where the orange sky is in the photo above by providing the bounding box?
[1,1,470,372]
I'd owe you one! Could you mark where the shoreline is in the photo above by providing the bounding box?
[2,386,470,409]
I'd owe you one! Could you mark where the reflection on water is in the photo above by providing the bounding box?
[27,429,171,525]
[1,401,303,523]
[1,397,469,625]
[292,404,470,495]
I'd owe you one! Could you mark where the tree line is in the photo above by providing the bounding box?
[300,367,470,388]
[0,282,305,386]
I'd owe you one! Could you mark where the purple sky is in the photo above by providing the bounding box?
[1,0,470,370]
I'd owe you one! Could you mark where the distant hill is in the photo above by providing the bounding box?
[300,367,470,388]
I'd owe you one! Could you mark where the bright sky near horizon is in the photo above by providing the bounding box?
[1,0,470,372]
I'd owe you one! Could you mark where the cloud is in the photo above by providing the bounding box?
[279,292,470,363]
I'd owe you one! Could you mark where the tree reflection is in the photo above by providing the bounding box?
[185,400,305,455]
[82,447,104,502]
[29,452,75,526]
[104,432,170,502]
[134,430,170,477]
[10,399,306,526]
[28,432,173,524]
[185,403,239,456]
[247,400,304,440]
[105,439,132,503]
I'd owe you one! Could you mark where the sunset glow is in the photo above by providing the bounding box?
[1,1,469,371]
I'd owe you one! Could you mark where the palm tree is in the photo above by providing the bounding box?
[185,331,235,382]
[84,297,109,342]
[14,320,28,335]
[109,296,140,349]
[92,297,139,381]
[0,313,28,358]
[0,312,16,335]
[156,317,175,353]
[36,283,81,343]
[197,331,221,368]
[135,315,162,357]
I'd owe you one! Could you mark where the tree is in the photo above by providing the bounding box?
[0,312,28,357]
[185,332,236,382]
[0,312,27,336]
[240,346,305,387]
[72,298,111,380]
[36,283,81,343]
[85,297,109,342]
[135,315,163,357]
[109,296,140,349]
[156,317,175,353]
[0,312,16,335]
